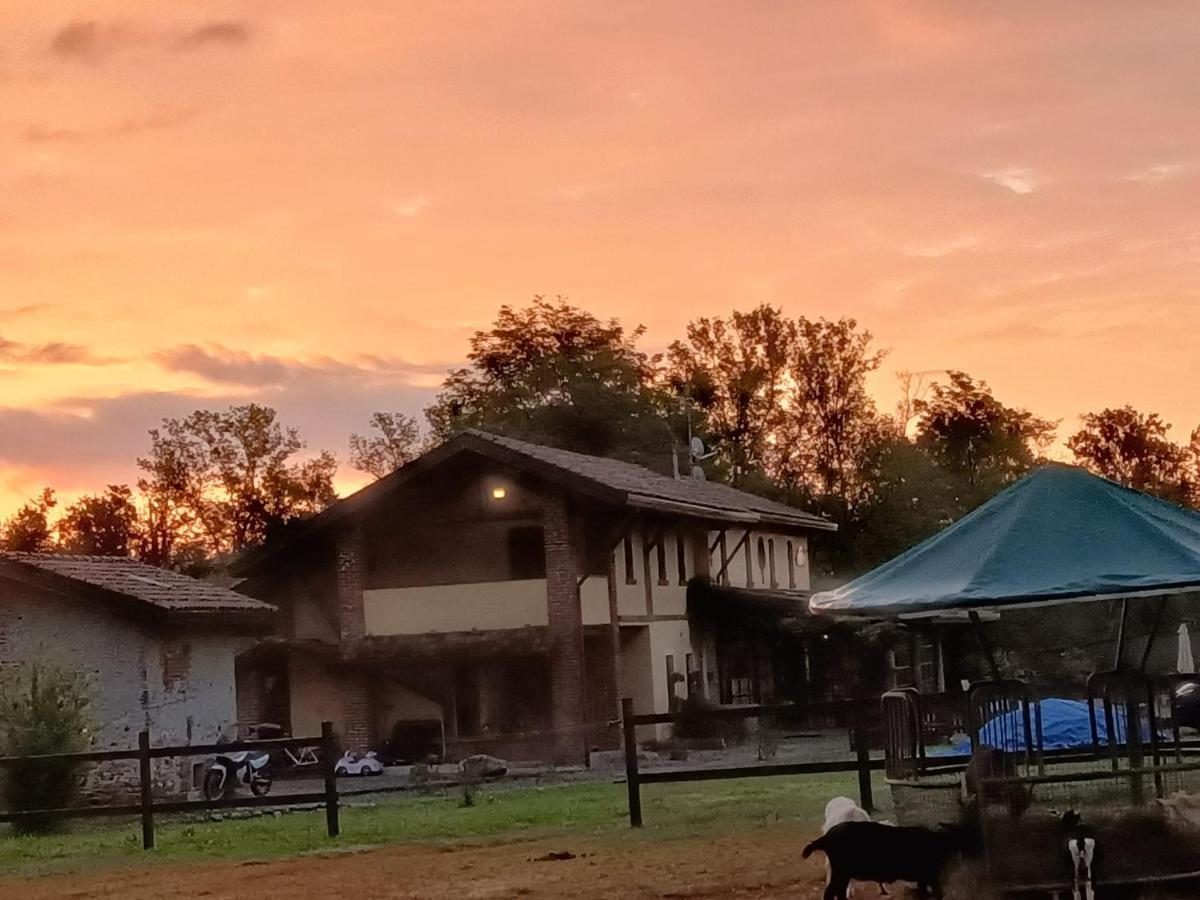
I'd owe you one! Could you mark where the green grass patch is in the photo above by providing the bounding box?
[0,772,892,879]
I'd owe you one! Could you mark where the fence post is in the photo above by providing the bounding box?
[138,729,155,850]
[321,720,340,838]
[621,697,642,827]
[853,706,874,814]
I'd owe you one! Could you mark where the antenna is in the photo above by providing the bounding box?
[691,465,706,481]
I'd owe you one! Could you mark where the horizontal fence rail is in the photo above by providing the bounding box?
[620,696,881,827]
[0,722,341,847]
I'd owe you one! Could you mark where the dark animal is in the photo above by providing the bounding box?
[1061,810,1099,900]
[802,820,978,900]
[961,745,1030,817]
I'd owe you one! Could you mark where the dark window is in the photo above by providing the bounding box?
[507,526,546,579]
[787,540,796,589]
[676,532,688,585]
[656,537,668,586]
[756,537,768,585]
[624,536,637,584]
[768,538,777,588]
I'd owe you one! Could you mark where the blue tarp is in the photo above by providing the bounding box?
[810,465,1200,616]
[944,698,1141,754]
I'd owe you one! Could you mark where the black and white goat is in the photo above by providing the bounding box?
[803,820,978,900]
[1060,810,1098,900]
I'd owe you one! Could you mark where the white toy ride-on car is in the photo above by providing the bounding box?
[334,750,384,776]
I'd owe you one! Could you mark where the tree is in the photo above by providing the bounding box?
[1067,406,1189,502]
[425,296,684,471]
[665,305,794,483]
[137,404,338,560]
[0,662,91,834]
[915,371,1056,503]
[1,488,56,552]
[57,485,139,556]
[350,412,421,480]
[776,318,888,501]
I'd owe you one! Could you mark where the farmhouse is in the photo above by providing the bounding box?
[232,430,845,764]
[0,552,275,796]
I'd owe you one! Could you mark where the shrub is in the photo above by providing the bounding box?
[0,662,92,834]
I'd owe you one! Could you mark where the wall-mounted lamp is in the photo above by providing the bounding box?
[490,486,508,500]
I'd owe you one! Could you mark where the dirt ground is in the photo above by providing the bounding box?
[6,825,857,900]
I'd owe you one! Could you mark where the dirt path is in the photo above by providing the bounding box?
[8,827,844,900]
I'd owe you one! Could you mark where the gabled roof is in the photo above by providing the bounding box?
[0,552,275,626]
[810,465,1200,617]
[465,431,834,530]
[232,429,834,577]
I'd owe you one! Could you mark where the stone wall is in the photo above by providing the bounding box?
[0,578,248,803]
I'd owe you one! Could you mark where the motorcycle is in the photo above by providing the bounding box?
[203,749,273,801]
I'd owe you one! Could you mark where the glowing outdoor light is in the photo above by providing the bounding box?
[491,486,508,500]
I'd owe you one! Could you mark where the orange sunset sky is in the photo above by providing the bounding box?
[2,1,1199,516]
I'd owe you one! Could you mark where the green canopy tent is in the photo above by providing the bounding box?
[810,465,1200,676]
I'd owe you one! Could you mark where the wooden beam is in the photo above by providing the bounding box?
[577,513,637,591]
[715,530,750,584]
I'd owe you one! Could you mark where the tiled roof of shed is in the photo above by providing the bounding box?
[0,552,275,619]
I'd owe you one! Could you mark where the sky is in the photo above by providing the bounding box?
[2,1,1199,516]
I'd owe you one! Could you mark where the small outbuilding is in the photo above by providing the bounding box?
[0,552,275,797]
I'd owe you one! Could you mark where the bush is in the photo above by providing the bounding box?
[0,662,92,834]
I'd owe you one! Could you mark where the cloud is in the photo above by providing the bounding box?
[391,195,431,217]
[22,108,197,144]
[1125,162,1191,185]
[175,21,252,50]
[0,304,53,323]
[48,20,132,63]
[153,343,450,388]
[979,167,1039,195]
[0,337,99,365]
[903,235,980,258]
[48,18,251,63]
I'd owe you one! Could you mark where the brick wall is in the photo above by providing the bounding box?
[335,524,367,642]
[340,673,374,752]
[543,493,588,764]
[234,657,265,739]
[583,633,620,750]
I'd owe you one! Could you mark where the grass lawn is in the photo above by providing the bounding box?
[0,772,892,879]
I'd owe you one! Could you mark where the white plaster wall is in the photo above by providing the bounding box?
[708,529,809,591]
[288,658,345,737]
[364,581,550,634]
[0,581,150,750]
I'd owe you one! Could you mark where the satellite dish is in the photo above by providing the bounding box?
[691,465,706,481]
[690,436,705,459]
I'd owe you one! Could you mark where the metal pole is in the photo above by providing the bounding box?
[1114,598,1131,670]
[1139,597,1168,672]
[138,729,155,850]
[969,611,1002,680]
[621,698,642,827]
[321,721,340,838]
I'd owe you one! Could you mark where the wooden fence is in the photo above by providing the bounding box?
[620,697,884,827]
[0,722,340,848]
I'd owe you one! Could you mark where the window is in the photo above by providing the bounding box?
[768,538,777,588]
[756,537,768,585]
[624,535,637,584]
[506,526,546,579]
[656,537,668,586]
[786,540,796,589]
[665,654,682,706]
[676,531,688,585]
[745,534,755,587]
